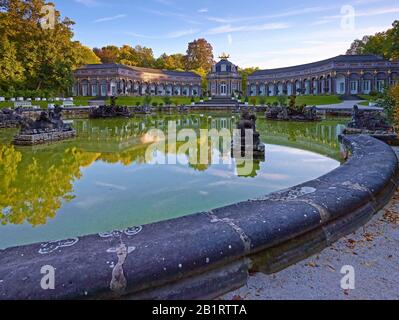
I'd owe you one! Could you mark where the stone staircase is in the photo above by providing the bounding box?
[195,96,240,107]
[340,94,363,101]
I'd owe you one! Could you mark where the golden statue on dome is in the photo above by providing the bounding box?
[219,52,230,60]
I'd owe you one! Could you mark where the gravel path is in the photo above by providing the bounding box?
[316,100,382,111]
[222,149,399,300]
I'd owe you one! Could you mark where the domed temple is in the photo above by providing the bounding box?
[207,54,242,97]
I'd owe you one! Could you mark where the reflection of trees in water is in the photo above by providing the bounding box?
[0,145,99,226]
[0,115,344,227]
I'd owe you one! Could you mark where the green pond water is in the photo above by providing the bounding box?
[0,113,347,250]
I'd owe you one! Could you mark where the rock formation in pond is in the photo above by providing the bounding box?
[14,106,76,145]
[266,95,320,122]
[89,96,131,118]
[266,105,320,122]
[232,111,265,159]
[0,108,24,128]
[344,105,397,142]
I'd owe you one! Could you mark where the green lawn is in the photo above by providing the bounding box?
[357,95,376,106]
[1,95,349,109]
[0,96,201,109]
[249,95,343,106]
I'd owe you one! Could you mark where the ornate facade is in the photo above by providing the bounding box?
[247,55,399,96]
[73,64,202,97]
[207,55,242,97]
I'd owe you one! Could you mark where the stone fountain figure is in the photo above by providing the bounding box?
[0,108,24,128]
[90,96,131,118]
[14,106,76,145]
[232,111,265,159]
[344,105,397,143]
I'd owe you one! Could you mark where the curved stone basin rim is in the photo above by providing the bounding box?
[0,135,398,300]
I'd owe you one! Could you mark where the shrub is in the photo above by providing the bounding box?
[162,96,171,105]
[159,103,164,107]
[191,96,195,103]
[289,95,297,109]
[152,102,158,107]
[244,96,249,103]
[135,102,140,107]
[143,95,152,106]
[277,95,288,107]
[250,97,257,106]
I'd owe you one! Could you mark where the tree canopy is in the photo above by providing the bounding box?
[346,20,399,60]
[0,0,99,96]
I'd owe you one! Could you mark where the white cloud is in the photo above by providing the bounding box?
[206,23,290,35]
[313,6,399,25]
[198,8,208,13]
[206,5,334,24]
[75,0,99,7]
[126,28,199,39]
[94,14,126,23]
[166,28,200,38]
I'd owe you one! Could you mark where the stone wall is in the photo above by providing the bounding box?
[13,130,77,146]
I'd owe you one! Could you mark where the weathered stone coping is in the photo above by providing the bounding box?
[0,135,398,300]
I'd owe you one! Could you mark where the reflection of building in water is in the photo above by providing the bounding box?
[260,120,345,160]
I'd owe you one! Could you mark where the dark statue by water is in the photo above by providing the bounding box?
[232,111,265,159]
[0,108,24,128]
[347,105,394,132]
[266,95,320,122]
[89,96,131,118]
[14,106,76,145]
[344,105,397,143]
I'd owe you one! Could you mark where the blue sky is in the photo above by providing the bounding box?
[54,0,398,69]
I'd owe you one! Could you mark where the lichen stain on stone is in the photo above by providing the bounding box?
[38,238,79,255]
[259,186,317,201]
[341,181,370,193]
[99,226,143,239]
[108,243,135,293]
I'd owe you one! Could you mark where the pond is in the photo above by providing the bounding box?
[0,113,347,249]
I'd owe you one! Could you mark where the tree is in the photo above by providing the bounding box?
[239,67,259,96]
[72,42,101,67]
[155,53,186,70]
[346,36,370,55]
[346,20,399,60]
[93,45,120,64]
[0,0,90,95]
[0,35,25,91]
[185,39,214,71]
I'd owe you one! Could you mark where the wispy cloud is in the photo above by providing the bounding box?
[198,8,208,13]
[126,28,199,39]
[166,28,200,38]
[206,5,334,24]
[94,14,126,23]
[313,6,399,25]
[206,23,290,35]
[75,0,99,7]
